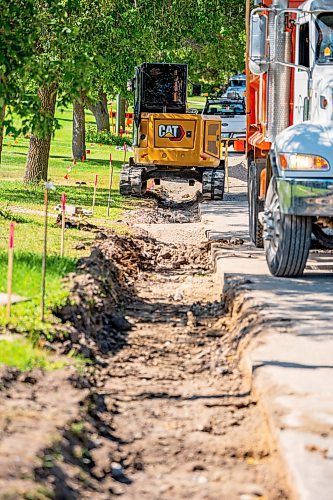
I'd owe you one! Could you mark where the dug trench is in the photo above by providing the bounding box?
[0,185,289,499]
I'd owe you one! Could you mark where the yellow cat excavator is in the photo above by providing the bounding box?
[120,63,225,200]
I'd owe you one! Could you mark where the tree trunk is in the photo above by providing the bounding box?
[24,85,57,183]
[72,95,86,160]
[0,104,6,164]
[116,95,126,134]
[87,89,110,132]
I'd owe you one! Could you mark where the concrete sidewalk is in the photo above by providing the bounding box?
[200,162,333,499]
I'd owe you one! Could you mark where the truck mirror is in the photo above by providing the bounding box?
[127,79,134,92]
[249,13,269,75]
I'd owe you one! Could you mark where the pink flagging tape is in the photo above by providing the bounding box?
[9,223,14,249]
[62,192,66,211]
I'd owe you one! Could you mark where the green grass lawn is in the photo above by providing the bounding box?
[187,96,207,110]
[1,106,133,219]
[0,338,64,371]
[0,106,137,341]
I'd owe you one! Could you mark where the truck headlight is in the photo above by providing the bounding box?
[279,153,329,171]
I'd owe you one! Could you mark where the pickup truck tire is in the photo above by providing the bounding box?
[248,160,264,248]
[264,178,312,277]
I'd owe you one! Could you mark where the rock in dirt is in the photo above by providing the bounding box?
[173,288,183,301]
[75,242,86,250]
[111,462,124,478]
[110,315,132,332]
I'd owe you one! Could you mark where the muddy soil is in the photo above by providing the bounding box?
[0,367,86,498]
[0,181,289,499]
[124,183,201,226]
[91,266,287,499]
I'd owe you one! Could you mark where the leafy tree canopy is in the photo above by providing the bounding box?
[1,0,246,131]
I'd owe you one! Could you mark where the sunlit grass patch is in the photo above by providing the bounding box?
[0,338,63,371]
[0,250,77,333]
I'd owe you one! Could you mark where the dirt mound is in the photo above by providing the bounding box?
[125,188,201,225]
[55,230,211,359]
[0,367,86,499]
[34,232,287,500]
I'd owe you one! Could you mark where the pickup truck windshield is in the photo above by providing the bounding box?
[229,79,245,87]
[204,101,245,116]
[316,14,333,64]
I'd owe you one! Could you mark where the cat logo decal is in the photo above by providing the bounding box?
[158,124,185,141]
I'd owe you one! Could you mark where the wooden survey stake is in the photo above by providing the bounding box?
[107,154,114,217]
[41,189,48,322]
[123,142,127,165]
[6,223,15,321]
[92,174,98,214]
[41,182,56,322]
[60,192,66,257]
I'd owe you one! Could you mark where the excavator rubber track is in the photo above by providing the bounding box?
[119,165,147,197]
[202,168,225,201]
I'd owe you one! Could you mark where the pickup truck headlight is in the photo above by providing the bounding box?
[279,153,329,171]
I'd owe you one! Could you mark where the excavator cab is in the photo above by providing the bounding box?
[120,62,225,199]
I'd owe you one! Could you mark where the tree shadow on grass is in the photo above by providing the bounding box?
[57,117,74,123]
[0,184,133,211]
[4,151,29,158]
[70,158,124,167]
[3,143,28,150]
[5,150,124,168]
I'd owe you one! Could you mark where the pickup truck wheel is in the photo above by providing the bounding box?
[264,178,312,277]
[248,161,264,248]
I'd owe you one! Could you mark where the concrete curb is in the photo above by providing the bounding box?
[216,268,298,499]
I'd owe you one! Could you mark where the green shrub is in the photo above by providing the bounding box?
[86,126,132,147]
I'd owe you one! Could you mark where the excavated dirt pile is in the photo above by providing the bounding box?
[124,187,201,225]
[0,183,289,500]
[55,231,211,359]
[34,219,287,499]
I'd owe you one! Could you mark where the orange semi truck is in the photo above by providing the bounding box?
[246,0,333,276]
